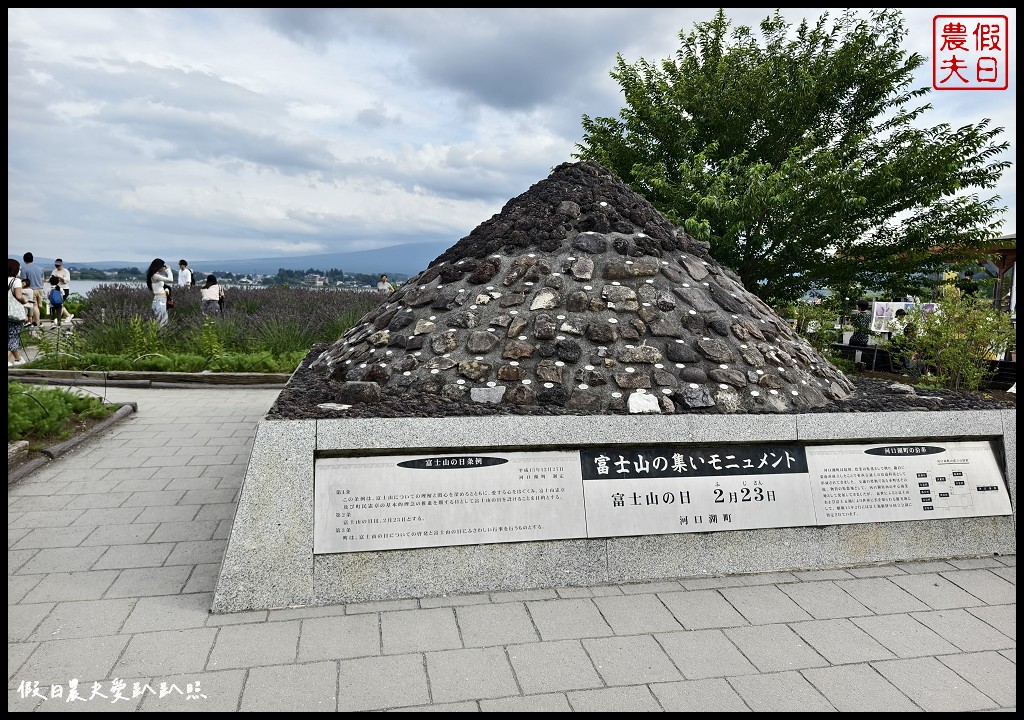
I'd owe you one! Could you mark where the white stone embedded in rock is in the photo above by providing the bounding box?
[628,391,662,414]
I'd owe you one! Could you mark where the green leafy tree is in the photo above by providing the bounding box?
[575,9,1010,305]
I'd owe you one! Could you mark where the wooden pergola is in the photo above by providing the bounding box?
[978,233,1015,313]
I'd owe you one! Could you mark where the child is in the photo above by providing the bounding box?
[48,276,70,325]
[21,279,40,327]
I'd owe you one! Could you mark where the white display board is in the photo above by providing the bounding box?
[313,440,1011,554]
[579,445,817,537]
[804,440,1012,524]
[315,451,586,553]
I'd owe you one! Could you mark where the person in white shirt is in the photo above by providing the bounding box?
[146,258,175,327]
[177,259,193,287]
[49,258,73,321]
[377,274,393,294]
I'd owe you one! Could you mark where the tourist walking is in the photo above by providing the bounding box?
[200,274,224,316]
[377,274,394,294]
[146,258,175,328]
[8,258,30,365]
[49,258,74,322]
[20,252,43,326]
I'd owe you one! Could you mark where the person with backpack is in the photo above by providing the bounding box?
[47,276,69,326]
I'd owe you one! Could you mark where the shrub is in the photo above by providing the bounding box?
[898,286,1016,391]
[8,381,120,444]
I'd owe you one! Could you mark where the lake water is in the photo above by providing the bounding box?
[69,280,144,296]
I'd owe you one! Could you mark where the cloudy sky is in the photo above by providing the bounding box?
[7,8,1017,265]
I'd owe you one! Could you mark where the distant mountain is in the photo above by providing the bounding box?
[9,241,453,278]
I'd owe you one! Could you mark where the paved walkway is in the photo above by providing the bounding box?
[8,386,1017,712]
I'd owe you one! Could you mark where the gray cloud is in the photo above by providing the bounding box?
[7,7,1016,265]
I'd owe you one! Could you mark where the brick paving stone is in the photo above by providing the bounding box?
[139,668,247,712]
[455,602,539,647]
[16,546,107,575]
[525,598,613,641]
[729,670,836,712]
[801,663,919,712]
[657,589,749,630]
[28,598,137,641]
[834,577,931,613]
[480,693,573,712]
[425,647,519,703]
[871,656,998,712]
[114,628,219,678]
[380,607,461,654]
[22,570,120,603]
[649,678,751,712]
[507,639,603,694]
[778,580,874,619]
[297,614,380,662]
[852,614,962,658]
[18,635,131,684]
[889,572,991,609]
[938,650,1017,708]
[92,543,175,570]
[207,621,301,670]
[336,655,430,712]
[566,685,663,712]
[8,602,54,642]
[723,624,829,673]
[81,524,157,546]
[965,604,1016,641]
[591,593,682,634]
[940,569,1016,605]
[148,521,220,544]
[655,629,758,680]
[104,566,192,598]
[239,662,338,712]
[581,635,682,685]
[120,593,213,633]
[909,608,1015,652]
[789,618,896,664]
[719,585,813,625]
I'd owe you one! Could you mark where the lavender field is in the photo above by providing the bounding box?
[31,284,381,373]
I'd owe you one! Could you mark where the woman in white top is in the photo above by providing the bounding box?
[200,274,224,316]
[145,258,175,328]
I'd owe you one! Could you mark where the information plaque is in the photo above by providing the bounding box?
[313,440,1011,554]
[805,440,1012,524]
[580,444,818,537]
[314,451,585,553]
